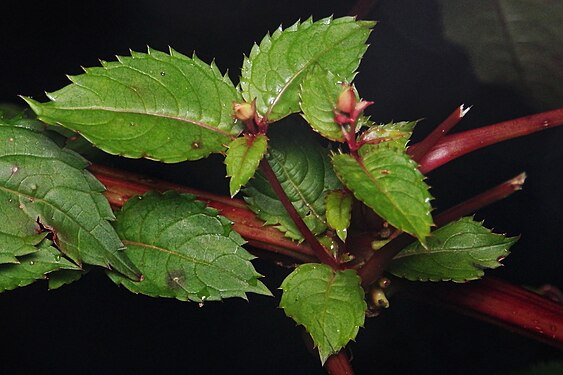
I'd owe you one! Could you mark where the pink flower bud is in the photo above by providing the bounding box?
[233,101,255,121]
[336,85,357,114]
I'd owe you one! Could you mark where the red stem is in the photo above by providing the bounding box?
[396,277,563,351]
[348,0,378,19]
[258,159,340,269]
[324,350,354,375]
[415,107,563,174]
[408,105,468,163]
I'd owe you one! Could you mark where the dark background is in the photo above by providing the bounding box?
[1,1,562,374]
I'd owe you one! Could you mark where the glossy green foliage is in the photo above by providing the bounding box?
[108,192,271,302]
[280,263,366,363]
[241,16,374,122]
[0,241,80,292]
[24,48,243,163]
[325,190,353,242]
[359,120,417,151]
[300,67,349,142]
[244,123,341,240]
[388,217,517,282]
[225,134,269,197]
[0,121,139,280]
[332,145,433,244]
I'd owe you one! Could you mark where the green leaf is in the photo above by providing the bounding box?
[108,191,271,302]
[332,146,433,244]
[0,123,140,280]
[280,263,366,363]
[241,16,374,122]
[441,0,563,110]
[300,67,350,142]
[325,190,353,242]
[48,268,85,290]
[244,121,341,240]
[23,47,243,163]
[225,134,268,197]
[359,120,417,151]
[0,241,80,293]
[388,217,517,282]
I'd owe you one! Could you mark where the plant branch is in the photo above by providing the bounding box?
[258,159,340,269]
[414,107,563,174]
[408,105,469,163]
[89,162,563,349]
[394,276,563,351]
[357,173,527,288]
[324,349,354,375]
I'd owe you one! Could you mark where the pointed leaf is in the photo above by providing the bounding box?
[108,191,271,302]
[332,146,433,244]
[280,263,366,363]
[388,217,517,282]
[0,123,140,279]
[244,122,341,240]
[241,16,374,122]
[359,120,417,150]
[300,67,350,142]
[0,241,80,292]
[325,190,353,242]
[225,134,268,197]
[48,268,85,290]
[24,48,243,163]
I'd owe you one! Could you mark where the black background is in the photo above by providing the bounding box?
[1,1,562,374]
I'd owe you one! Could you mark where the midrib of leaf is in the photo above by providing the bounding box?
[42,106,235,138]
[270,151,325,225]
[264,27,366,121]
[353,153,419,230]
[393,239,508,259]
[121,238,242,279]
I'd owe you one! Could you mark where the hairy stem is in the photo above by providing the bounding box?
[415,107,563,174]
[258,159,340,269]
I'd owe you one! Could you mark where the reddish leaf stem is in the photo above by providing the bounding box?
[324,350,355,375]
[395,277,563,351]
[258,159,340,269]
[415,107,563,174]
[408,105,468,163]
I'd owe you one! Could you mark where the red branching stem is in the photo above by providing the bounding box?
[408,105,468,163]
[435,172,527,227]
[395,277,563,351]
[416,107,563,174]
[358,172,527,288]
[258,159,341,269]
[325,350,355,375]
[89,164,317,264]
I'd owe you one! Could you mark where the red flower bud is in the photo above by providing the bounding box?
[233,101,255,121]
[336,84,357,114]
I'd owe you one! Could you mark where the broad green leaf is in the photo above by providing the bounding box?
[325,190,353,242]
[24,47,243,163]
[0,241,80,292]
[388,217,517,282]
[241,16,374,122]
[280,263,366,363]
[300,67,350,142]
[244,122,341,240]
[0,123,140,280]
[359,120,417,151]
[441,0,563,110]
[108,191,271,302]
[332,146,432,244]
[225,134,268,197]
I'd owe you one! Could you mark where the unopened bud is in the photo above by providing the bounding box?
[233,101,255,121]
[370,287,390,309]
[336,84,357,114]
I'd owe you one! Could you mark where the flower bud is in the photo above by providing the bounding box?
[233,101,255,121]
[336,84,356,114]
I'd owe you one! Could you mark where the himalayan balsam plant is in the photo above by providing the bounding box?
[1,16,562,374]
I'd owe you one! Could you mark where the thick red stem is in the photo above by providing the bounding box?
[415,107,563,174]
[395,277,563,351]
[408,105,468,163]
[325,350,355,375]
